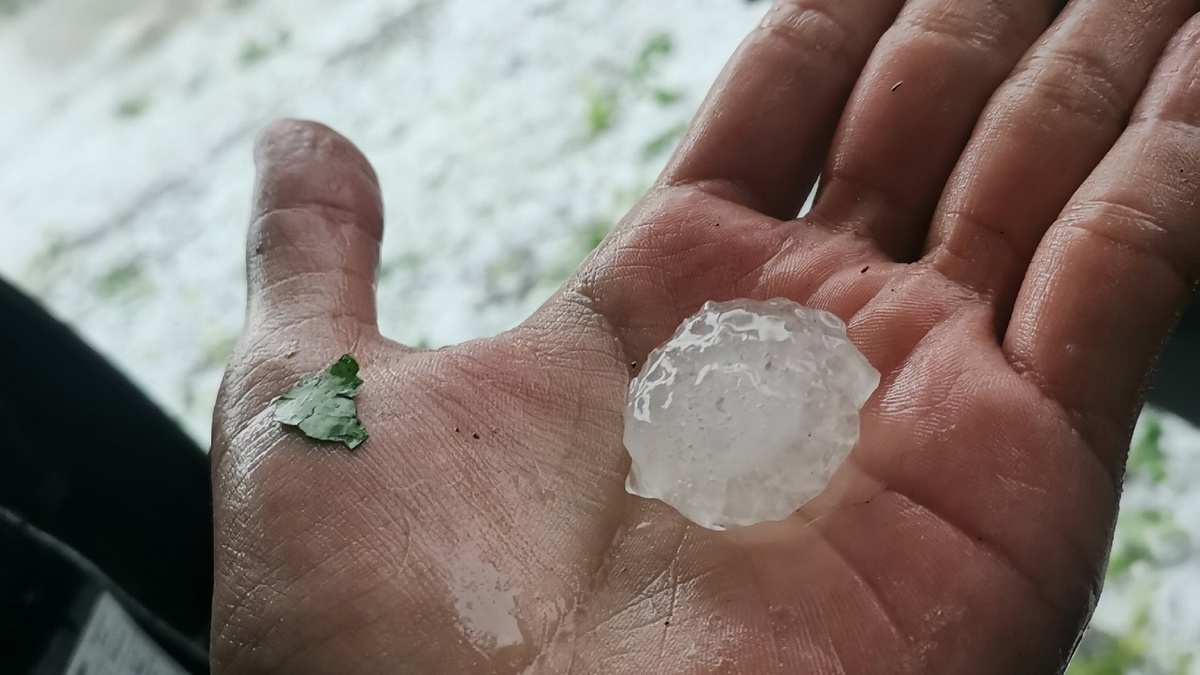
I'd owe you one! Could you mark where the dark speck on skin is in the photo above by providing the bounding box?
[630,360,638,369]
[472,432,480,439]
[860,266,870,274]
[454,426,460,433]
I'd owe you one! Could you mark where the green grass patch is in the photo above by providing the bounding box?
[202,333,239,369]
[1106,508,1189,578]
[93,261,150,299]
[1128,411,1167,483]
[652,88,683,106]
[584,86,619,138]
[116,93,153,118]
[543,219,615,288]
[642,122,687,160]
[1067,640,1143,675]
[582,32,681,140]
[378,252,423,283]
[576,219,612,253]
[1068,591,1155,675]
[0,0,37,18]
[26,237,69,278]
[238,29,291,68]
[633,33,673,80]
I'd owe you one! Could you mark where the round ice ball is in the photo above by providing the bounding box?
[623,298,880,530]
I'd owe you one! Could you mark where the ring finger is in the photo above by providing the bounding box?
[925,0,1197,322]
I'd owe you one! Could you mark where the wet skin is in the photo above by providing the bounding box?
[213,1,1200,672]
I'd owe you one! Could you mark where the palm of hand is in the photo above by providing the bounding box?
[213,3,1200,674]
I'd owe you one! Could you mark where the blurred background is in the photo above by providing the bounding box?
[0,0,1198,672]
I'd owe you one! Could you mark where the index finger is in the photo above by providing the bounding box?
[661,0,903,219]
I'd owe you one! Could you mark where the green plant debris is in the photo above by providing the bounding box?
[274,354,369,449]
[93,261,150,299]
[543,219,615,288]
[642,122,687,159]
[239,40,270,66]
[1128,411,1167,483]
[1106,508,1189,578]
[585,86,619,137]
[561,186,641,260]
[1108,509,1165,577]
[1066,636,1144,675]
[1107,539,1154,579]
[581,32,679,139]
[1067,592,1154,675]
[0,0,37,18]
[238,29,290,67]
[202,333,239,369]
[652,88,683,106]
[116,93,153,118]
[570,218,613,257]
[633,33,673,80]
[378,251,423,282]
[26,237,69,278]
[486,249,532,285]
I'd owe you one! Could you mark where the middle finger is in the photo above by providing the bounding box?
[809,0,1057,260]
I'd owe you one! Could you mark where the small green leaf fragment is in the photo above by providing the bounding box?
[94,261,149,298]
[584,87,619,137]
[651,88,682,106]
[116,93,153,118]
[641,122,687,159]
[633,33,673,79]
[1128,411,1167,483]
[274,354,368,449]
[239,40,270,66]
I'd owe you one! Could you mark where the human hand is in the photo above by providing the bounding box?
[211,1,1200,672]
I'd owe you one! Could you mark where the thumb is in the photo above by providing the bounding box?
[246,119,383,340]
[213,120,385,453]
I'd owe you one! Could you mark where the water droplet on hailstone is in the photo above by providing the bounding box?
[623,298,880,530]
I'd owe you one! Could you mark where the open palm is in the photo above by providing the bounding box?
[212,2,1200,673]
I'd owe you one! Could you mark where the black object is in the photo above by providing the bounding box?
[0,506,208,674]
[1145,297,1200,425]
[0,278,212,672]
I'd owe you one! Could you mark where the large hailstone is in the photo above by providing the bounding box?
[624,298,880,530]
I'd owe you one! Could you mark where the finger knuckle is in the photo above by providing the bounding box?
[1059,198,1200,285]
[895,0,1034,56]
[757,1,854,69]
[1011,47,1129,129]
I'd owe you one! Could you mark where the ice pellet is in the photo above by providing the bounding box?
[624,298,880,530]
